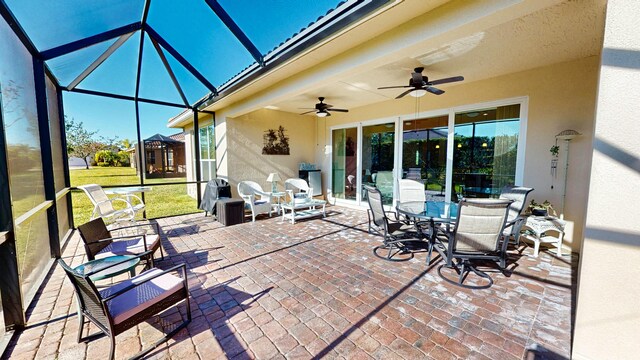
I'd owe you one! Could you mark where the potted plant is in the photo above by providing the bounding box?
[527,199,556,217]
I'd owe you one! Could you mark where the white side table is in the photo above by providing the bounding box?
[270,191,286,214]
[521,216,567,257]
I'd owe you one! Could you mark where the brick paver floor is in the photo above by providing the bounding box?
[2,206,576,359]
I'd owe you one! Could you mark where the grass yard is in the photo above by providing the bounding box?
[71,167,200,226]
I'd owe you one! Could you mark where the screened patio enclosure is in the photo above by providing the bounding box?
[0,0,390,347]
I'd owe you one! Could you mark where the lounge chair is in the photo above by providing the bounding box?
[78,184,144,224]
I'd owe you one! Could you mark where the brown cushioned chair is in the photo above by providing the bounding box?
[77,218,163,266]
[58,256,190,360]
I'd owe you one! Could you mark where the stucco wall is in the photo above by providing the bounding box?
[572,1,640,358]
[317,56,599,251]
[225,108,317,195]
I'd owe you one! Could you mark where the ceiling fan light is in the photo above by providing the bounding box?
[409,88,427,97]
[316,110,328,117]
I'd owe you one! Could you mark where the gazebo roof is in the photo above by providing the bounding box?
[144,133,182,144]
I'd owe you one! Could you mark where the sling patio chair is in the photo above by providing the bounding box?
[498,185,534,247]
[364,185,425,261]
[78,184,145,224]
[77,218,163,266]
[433,198,512,289]
[58,255,190,360]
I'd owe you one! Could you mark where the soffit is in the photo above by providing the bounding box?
[208,0,606,118]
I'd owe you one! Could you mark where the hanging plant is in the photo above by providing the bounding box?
[550,144,560,157]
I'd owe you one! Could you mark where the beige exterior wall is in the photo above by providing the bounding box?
[223,108,317,196]
[573,1,640,359]
[318,56,599,251]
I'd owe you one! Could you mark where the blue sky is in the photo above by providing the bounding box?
[7,0,342,142]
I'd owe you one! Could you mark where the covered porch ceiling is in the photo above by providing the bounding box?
[202,0,606,120]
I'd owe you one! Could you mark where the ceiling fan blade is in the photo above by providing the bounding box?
[329,108,348,112]
[428,75,464,86]
[426,87,444,95]
[298,107,316,109]
[395,88,415,99]
[299,110,316,115]
[378,85,411,90]
[324,104,334,108]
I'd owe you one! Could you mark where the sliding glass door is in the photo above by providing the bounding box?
[329,100,524,207]
[401,116,449,201]
[453,104,521,198]
[331,127,358,200]
[362,123,396,205]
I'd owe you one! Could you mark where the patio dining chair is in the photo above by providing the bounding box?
[77,218,164,266]
[433,198,512,289]
[58,256,190,360]
[238,180,274,222]
[78,184,145,224]
[364,185,424,261]
[499,185,534,246]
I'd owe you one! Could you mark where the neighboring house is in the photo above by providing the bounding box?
[129,132,187,179]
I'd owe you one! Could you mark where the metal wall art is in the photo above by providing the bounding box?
[262,126,290,155]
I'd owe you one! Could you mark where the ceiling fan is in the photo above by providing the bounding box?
[378,67,464,99]
[299,97,348,117]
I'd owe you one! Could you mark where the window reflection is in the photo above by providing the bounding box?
[453,105,520,198]
[332,128,357,200]
[402,116,448,201]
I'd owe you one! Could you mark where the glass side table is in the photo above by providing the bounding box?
[74,255,140,281]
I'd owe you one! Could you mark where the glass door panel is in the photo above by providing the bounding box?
[331,127,357,200]
[362,123,395,205]
[402,116,448,201]
[453,104,520,198]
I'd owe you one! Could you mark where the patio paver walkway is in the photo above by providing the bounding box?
[2,206,576,359]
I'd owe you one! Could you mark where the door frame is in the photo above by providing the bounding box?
[327,96,528,208]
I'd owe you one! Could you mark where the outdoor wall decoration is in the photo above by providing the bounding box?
[262,126,290,155]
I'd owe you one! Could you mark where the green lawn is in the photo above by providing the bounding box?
[71,167,201,226]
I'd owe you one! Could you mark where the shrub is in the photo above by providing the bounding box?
[117,150,130,167]
[94,150,118,166]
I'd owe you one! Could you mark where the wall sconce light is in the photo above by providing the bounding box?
[435,144,440,149]
[482,142,488,147]
[457,143,462,148]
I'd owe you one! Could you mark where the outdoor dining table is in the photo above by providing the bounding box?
[396,201,459,260]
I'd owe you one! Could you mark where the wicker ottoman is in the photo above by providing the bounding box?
[216,198,245,226]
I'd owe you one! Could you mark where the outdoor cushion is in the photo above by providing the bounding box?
[95,234,160,259]
[101,268,183,325]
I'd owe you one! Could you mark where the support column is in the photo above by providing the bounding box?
[572,1,640,359]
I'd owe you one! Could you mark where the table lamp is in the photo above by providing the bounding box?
[266,173,281,193]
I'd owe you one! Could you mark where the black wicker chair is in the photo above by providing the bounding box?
[58,256,191,360]
[364,185,423,261]
[433,198,512,289]
[499,185,534,246]
[77,218,163,266]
